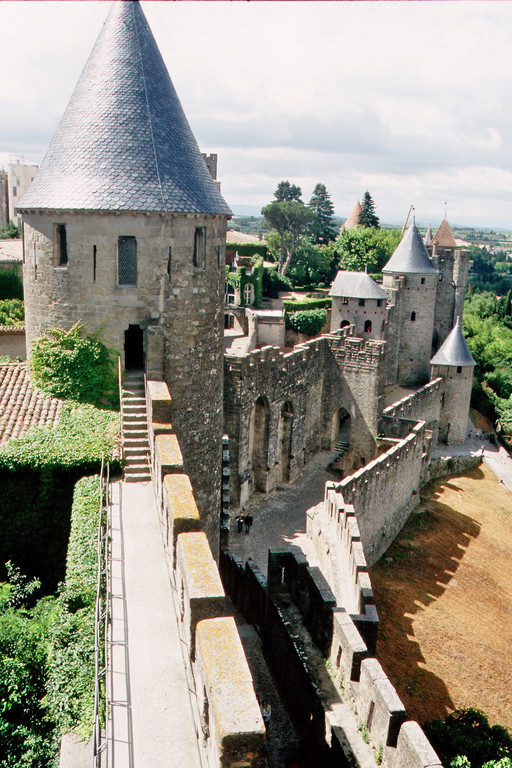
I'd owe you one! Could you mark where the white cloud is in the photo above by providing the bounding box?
[1,1,512,228]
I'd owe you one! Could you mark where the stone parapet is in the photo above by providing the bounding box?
[162,473,201,565]
[176,532,225,659]
[195,617,266,768]
[146,379,172,425]
[154,433,184,510]
[393,721,444,768]
[357,658,407,749]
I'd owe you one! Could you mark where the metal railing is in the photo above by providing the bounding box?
[92,458,110,768]
[118,355,124,453]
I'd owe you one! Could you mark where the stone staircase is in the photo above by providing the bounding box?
[334,440,350,456]
[121,371,151,483]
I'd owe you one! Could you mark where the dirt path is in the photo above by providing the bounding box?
[370,463,512,730]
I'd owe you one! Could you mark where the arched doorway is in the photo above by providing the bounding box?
[279,401,294,483]
[124,325,144,370]
[249,396,270,493]
[331,407,351,451]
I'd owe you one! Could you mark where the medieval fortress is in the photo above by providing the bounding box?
[12,1,480,766]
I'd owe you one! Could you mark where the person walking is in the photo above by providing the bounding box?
[244,512,253,535]
[236,512,244,533]
[261,699,271,728]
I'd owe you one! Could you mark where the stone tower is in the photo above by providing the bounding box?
[17,0,231,554]
[430,318,475,444]
[427,218,470,353]
[382,222,438,386]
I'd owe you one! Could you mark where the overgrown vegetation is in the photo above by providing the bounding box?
[285,308,327,336]
[0,403,119,590]
[424,708,512,768]
[30,323,118,409]
[0,221,21,240]
[463,291,512,436]
[0,475,104,768]
[0,298,24,325]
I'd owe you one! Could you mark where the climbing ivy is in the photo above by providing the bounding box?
[30,323,118,409]
[225,256,264,308]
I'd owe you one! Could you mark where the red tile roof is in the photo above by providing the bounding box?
[0,363,62,445]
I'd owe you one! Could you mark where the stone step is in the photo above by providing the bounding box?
[124,445,150,456]
[124,472,151,483]
[123,413,147,424]
[124,436,150,447]
[123,397,146,407]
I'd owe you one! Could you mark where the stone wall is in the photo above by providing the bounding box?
[23,209,226,555]
[0,325,26,360]
[223,329,384,507]
[431,364,473,444]
[380,377,442,438]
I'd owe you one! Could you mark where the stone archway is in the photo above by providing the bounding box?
[249,396,270,493]
[331,407,351,451]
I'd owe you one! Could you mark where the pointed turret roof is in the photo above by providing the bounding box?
[430,318,475,367]
[424,226,433,246]
[433,218,457,248]
[342,200,362,230]
[383,222,437,274]
[329,270,387,300]
[18,1,231,216]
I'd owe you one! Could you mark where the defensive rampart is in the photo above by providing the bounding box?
[379,378,442,439]
[146,380,265,768]
[223,328,385,506]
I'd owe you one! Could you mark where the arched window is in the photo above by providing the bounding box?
[340,320,350,329]
[364,320,372,333]
[411,311,416,322]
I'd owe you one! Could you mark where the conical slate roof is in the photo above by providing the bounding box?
[430,318,475,367]
[383,222,437,274]
[433,218,457,248]
[424,226,433,246]
[18,0,231,216]
[342,200,362,230]
[329,270,388,300]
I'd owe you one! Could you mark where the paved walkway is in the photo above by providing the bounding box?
[108,481,201,768]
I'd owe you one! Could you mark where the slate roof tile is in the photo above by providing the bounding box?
[18,0,231,218]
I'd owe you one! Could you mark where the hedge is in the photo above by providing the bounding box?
[283,297,332,313]
[285,308,328,336]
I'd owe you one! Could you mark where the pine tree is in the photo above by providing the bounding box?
[274,180,302,203]
[308,183,336,244]
[358,190,380,229]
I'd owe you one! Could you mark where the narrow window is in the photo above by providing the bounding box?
[12,186,17,197]
[193,227,206,269]
[342,297,348,305]
[364,320,372,333]
[377,299,382,307]
[93,245,97,283]
[167,247,172,279]
[411,311,416,322]
[336,645,342,668]
[421,277,425,284]
[358,298,365,307]
[118,236,137,285]
[244,283,253,306]
[457,366,462,373]
[439,272,443,281]
[55,224,68,266]
[217,244,225,267]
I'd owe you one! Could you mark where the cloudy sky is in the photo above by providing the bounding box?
[1,1,511,229]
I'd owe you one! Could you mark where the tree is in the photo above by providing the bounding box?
[286,238,338,287]
[261,200,314,276]
[358,190,380,228]
[274,180,302,202]
[424,708,512,768]
[335,227,401,274]
[308,183,337,244]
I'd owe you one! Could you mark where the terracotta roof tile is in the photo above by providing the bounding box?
[0,363,63,445]
[433,218,457,248]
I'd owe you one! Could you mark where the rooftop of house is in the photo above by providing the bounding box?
[383,221,438,274]
[0,239,23,263]
[430,318,476,367]
[0,363,63,445]
[226,230,262,245]
[18,0,231,217]
[329,270,388,300]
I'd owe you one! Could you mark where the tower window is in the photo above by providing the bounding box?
[54,224,68,266]
[93,245,97,282]
[342,297,348,305]
[193,227,206,269]
[421,277,425,284]
[358,298,365,307]
[118,236,137,285]
[364,320,372,333]
[457,366,462,373]
[411,311,416,321]
[167,247,172,279]
[439,272,443,281]
[377,299,382,307]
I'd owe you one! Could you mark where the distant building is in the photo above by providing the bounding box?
[8,159,39,225]
[341,199,362,230]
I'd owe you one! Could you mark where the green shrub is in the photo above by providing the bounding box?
[285,308,327,336]
[283,297,331,312]
[30,323,118,409]
[424,708,512,768]
[262,267,293,298]
[0,298,24,325]
[0,270,23,300]
[0,403,120,590]
[45,476,102,739]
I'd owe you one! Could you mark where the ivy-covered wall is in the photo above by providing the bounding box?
[225,256,264,309]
